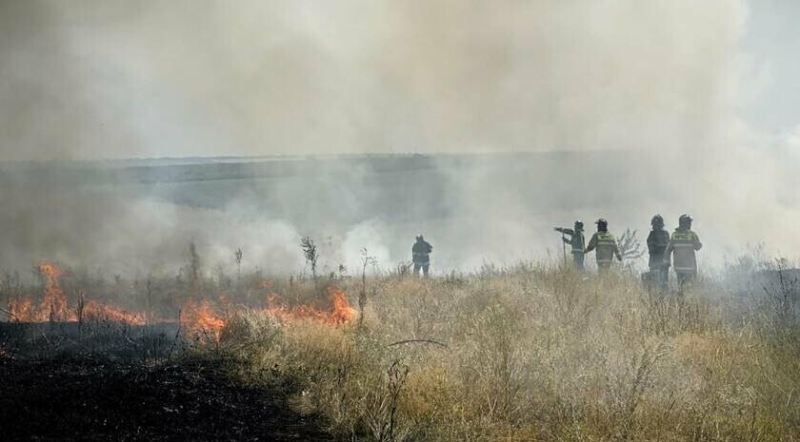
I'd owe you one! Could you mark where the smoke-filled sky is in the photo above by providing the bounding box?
[0,0,799,276]
[2,0,798,159]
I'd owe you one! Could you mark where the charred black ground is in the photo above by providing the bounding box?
[0,356,334,442]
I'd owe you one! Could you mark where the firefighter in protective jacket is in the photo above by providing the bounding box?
[411,235,433,276]
[663,214,702,287]
[646,214,670,290]
[584,218,622,272]
[555,220,586,270]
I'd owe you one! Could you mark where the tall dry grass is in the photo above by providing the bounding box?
[3,241,796,440]
[152,262,800,440]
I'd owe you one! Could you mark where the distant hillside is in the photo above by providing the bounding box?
[0,151,654,218]
[0,151,666,272]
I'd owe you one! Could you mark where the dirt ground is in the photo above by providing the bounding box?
[0,356,334,442]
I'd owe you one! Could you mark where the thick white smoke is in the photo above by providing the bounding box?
[0,1,797,275]
[0,0,750,159]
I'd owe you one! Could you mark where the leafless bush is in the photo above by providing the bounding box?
[301,236,320,291]
[618,228,645,261]
[365,359,411,442]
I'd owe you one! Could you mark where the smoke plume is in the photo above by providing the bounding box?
[0,1,797,276]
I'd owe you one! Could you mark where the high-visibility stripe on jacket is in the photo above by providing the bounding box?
[664,229,702,273]
[586,232,621,264]
[573,232,585,254]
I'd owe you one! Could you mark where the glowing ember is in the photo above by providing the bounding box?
[82,300,146,325]
[265,285,357,325]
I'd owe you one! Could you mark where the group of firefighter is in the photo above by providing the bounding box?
[556,214,702,290]
[410,214,702,291]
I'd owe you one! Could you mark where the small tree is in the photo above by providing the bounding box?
[145,276,154,325]
[359,248,377,329]
[618,228,645,261]
[187,242,201,292]
[301,236,319,291]
[234,248,243,283]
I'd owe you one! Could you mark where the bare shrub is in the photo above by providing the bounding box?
[365,359,411,442]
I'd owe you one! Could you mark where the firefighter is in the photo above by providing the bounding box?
[663,214,702,290]
[554,220,586,269]
[411,235,433,276]
[646,214,670,290]
[584,218,622,272]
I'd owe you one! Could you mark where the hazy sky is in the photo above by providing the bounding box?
[0,0,797,161]
[1,1,799,274]
[742,0,800,133]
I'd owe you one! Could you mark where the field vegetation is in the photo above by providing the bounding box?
[2,251,799,442]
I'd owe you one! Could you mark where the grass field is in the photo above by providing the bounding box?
[2,258,799,441]
[222,264,799,441]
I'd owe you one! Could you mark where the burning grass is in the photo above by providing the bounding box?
[2,259,799,441]
[4,262,357,346]
[266,285,357,325]
[7,261,147,325]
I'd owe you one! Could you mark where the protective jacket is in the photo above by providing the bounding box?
[559,229,585,255]
[664,229,702,273]
[647,229,670,270]
[412,240,432,264]
[585,232,622,265]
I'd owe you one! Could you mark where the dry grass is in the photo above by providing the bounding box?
[6,257,794,441]
[218,262,800,442]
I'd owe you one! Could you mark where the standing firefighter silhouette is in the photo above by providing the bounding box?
[584,218,622,272]
[555,220,586,269]
[411,235,433,276]
[664,214,702,289]
[646,214,671,290]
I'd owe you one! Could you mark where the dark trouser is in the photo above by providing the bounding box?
[413,262,430,276]
[597,262,612,273]
[650,266,669,291]
[651,266,669,291]
[572,251,585,270]
[675,271,696,292]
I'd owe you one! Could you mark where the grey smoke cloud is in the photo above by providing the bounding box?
[1,0,749,160]
[0,1,798,277]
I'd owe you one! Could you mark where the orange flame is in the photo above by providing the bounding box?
[7,297,36,322]
[6,262,145,325]
[38,261,69,322]
[264,285,357,325]
[180,299,225,341]
[82,300,146,325]
[4,263,357,338]
[6,261,70,322]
